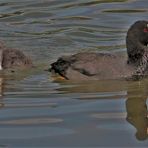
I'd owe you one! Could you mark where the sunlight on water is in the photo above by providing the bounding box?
[0,0,148,147]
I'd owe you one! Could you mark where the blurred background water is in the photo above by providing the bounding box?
[0,0,148,147]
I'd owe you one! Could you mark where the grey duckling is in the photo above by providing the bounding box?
[0,42,32,70]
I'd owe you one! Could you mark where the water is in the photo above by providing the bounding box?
[0,0,148,147]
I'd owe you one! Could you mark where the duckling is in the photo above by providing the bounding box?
[0,42,32,70]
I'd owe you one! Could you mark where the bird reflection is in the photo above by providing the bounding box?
[126,81,148,141]
[0,77,4,108]
[53,78,148,141]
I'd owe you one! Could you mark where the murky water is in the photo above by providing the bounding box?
[0,0,148,147]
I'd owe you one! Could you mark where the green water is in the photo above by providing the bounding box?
[0,0,148,147]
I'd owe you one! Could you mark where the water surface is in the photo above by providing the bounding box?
[0,0,148,147]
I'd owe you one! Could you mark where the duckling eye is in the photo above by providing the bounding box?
[143,25,148,33]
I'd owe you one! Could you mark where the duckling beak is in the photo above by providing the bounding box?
[52,75,66,80]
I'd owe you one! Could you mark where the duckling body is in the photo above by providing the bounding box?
[0,42,32,70]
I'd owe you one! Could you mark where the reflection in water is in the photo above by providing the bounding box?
[55,79,148,141]
[126,81,148,141]
[0,77,4,108]
[0,73,61,124]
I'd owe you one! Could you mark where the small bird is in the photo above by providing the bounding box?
[0,42,32,70]
[50,20,148,81]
